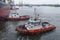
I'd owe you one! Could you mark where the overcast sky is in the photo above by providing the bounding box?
[14,0,60,4]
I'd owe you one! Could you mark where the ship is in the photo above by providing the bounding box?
[0,1,10,20]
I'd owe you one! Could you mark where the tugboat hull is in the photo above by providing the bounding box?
[16,25,56,35]
[4,15,30,21]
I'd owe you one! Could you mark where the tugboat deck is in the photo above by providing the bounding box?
[9,13,20,18]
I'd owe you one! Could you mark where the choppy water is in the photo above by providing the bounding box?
[0,6,60,40]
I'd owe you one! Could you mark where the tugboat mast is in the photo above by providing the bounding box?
[34,7,42,24]
[34,8,37,21]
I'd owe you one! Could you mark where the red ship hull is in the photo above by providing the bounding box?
[0,1,10,18]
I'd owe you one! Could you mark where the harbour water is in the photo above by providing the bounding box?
[0,6,60,40]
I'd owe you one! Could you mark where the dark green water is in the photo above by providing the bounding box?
[0,6,60,40]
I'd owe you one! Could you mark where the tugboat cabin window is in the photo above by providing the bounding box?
[28,22,39,26]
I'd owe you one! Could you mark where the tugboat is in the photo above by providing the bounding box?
[3,6,30,21]
[16,8,56,35]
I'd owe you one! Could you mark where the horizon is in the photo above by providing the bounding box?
[14,0,60,4]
